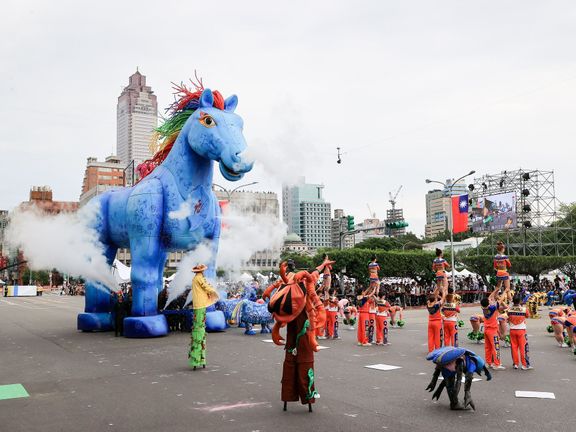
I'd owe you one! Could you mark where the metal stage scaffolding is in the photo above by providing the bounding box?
[467,169,574,256]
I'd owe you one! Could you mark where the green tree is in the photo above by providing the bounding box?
[280,251,313,270]
[313,248,435,283]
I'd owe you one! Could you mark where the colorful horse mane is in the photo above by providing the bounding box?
[136,74,226,181]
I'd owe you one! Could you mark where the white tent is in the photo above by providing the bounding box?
[112,259,131,283]
[458,268,477,277]
[0,279,5,285]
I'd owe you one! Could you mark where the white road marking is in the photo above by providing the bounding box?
[515,391,555,399]
[365,364,402,371]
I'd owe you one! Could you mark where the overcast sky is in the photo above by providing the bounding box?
[1,1,575,235]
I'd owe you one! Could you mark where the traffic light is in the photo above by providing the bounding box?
[386,220,409,229]
[346,215,355,231]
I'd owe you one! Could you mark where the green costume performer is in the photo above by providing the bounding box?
[188,264,219,370]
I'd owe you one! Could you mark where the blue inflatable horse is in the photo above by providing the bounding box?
[231,298,274,335]
[78,86,253,337]
[215,284,257,326]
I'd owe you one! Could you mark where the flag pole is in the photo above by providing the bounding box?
[448,170,476,289]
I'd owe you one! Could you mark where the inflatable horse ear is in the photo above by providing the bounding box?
[199,88,214,108]
[224,95,238,112]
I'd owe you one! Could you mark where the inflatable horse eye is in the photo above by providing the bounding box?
[199,112,217,128]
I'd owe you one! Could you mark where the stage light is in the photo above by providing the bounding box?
[468,199,473,205]
[499,179,505,188]
[522,173,530,181]
[468,184,475,191]
[523,204,531,212]
[482,182,487,190]
[522,189,530,196]
[523,221,532,228]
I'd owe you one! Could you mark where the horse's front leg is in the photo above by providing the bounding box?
[123,182,169,338]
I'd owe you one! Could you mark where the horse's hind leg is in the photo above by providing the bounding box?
[77,244,117,332]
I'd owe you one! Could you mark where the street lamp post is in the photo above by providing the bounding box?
[425,170,475,288]
[212,181,259,202]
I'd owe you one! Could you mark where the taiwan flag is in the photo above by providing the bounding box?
[451,194,469,234]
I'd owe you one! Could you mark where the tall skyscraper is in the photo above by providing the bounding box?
[116,70,158,169]
[282,177,331,250]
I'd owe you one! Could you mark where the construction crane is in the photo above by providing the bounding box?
[366,204,376,218]
[388,185,403,211]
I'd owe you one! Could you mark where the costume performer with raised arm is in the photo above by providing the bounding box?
[265,258,333,412]
[426,346,492,410]
[481,284,509,370]
[427,283,446,352]
[189,264,219,370]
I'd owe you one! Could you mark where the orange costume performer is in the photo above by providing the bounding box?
[264,259,332,412]
[368,258,380,290]
[375,296,391,345]
[481,287,508,369]
[493,243,512,291]
[507,301,531,369]
[325,291,340,339]
[442,296,461,347]
[549,307,571,347]
[427,287,446,353]
[357,287,373,346]
[432,251,450,290]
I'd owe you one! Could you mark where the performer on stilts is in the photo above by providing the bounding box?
[315,254,333,339]
[266,258,333,412]
[188,264,219,370]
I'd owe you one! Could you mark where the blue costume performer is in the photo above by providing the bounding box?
[426,346,492,410]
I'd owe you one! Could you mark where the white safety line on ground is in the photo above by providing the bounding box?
[515,391,555,399]
[364,364,402,371]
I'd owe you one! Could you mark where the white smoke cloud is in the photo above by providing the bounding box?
[5,203,119,291]
[165,243,213,307]
[217,211,286,271]
[165,205,287,306]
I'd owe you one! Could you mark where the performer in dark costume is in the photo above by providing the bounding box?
[426,346,492,410]
[266,258,333,412]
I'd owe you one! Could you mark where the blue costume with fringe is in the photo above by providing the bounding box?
[426,346,492,410]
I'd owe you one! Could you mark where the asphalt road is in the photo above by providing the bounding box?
[0,294,573,432]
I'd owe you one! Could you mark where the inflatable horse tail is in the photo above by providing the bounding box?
[230,299,246,326]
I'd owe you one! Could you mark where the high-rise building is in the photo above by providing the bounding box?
[116,70,158,169]
[282,177,331,250]
[354,218,387,244]
[79,155,125,207]
[215,190,281,271]
[331,209,354,249]
[424,179,467,238]
[0,210,8,256]
[385,208,406,237]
